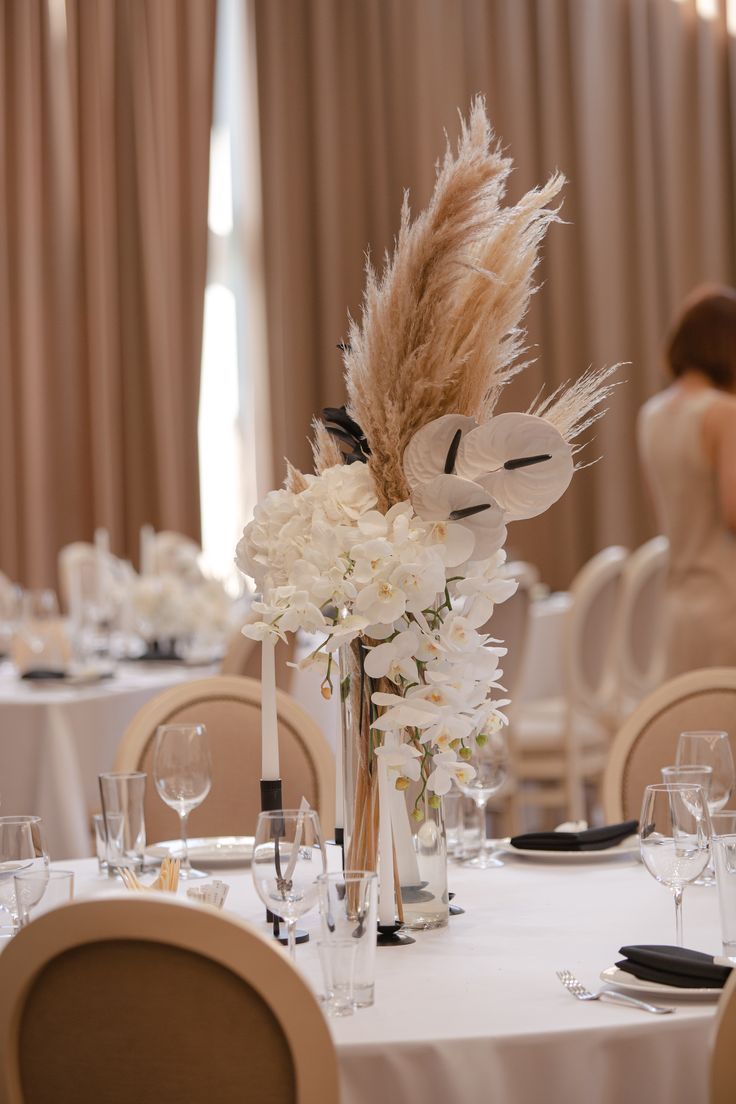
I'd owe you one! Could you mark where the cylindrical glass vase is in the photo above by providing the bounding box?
[396,783,448,930]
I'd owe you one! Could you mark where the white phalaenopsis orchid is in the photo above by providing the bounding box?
[235,408,573,813]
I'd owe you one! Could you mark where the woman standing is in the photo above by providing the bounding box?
[638,285,736,677]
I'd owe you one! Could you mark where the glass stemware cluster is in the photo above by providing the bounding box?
[0,816,50,936]
[641,730,736,945]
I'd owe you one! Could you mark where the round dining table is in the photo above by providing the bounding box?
[50,846,722,1104]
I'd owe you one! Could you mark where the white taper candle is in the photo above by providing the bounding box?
[260,634,280,780]
[334,660,344,831]
[139,525,155,576]
[377,742,395,926]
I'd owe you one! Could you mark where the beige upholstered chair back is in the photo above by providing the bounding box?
[713,968,736,1104]
[115,675,335,840]
[603,668,736,822]
[565,546,629,716]
[221,632,296,691]
[476,564,533,697]
[617,536,669,707]
[0,897,339,1104]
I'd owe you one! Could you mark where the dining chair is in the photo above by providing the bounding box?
[510,545,629,825]
[713,967,736,1104]
[602,667,736,823]
[614,535,669,722]
[0,896,339,1104]
[115,675,336,840]
[220,629,296,691]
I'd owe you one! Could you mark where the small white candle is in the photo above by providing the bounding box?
[377,741,395,926]
[94,528,110,607]
[260,634,280,780]
[334,661,344,831]
[139,525,155,577]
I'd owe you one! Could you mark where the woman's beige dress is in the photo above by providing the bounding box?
[638,389,736,677]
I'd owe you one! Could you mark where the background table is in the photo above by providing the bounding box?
[0,660,215,858]
[58,849,720,1104]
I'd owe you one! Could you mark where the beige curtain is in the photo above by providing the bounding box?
[253,0,736,589]
[0,0,216,587]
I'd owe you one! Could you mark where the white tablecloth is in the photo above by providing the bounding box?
[0,661,216,858]
[58,850,720,1104]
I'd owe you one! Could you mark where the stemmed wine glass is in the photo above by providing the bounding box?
[677,731,735,883]
[153,724,212,880]
[455,729,510,869]
[639,782,711,946]
[0,816,49,937]
[252,809,326,961]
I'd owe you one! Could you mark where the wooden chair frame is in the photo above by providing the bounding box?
[615,535,669,714]
[713,967,736,1103]
[602,667,736,823]
[0,896,339,1104]
[114,675,336,836]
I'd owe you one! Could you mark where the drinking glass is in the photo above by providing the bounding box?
[661,764,714,884]
[153,725,212,880]
[92,811,125,874]
[317,870,377,1008]
[99,772,147,873]
[455,729,510,869]
[639,783,711,946]
[0,816,49,937]
[315,939,357,1018]
[252,809,326,961]
[711,811,736,961]
[15,869,74,927]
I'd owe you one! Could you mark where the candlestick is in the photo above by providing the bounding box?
[259,779,308,946]
[94,528,110,610]
[335,658,345,832]
[377,747,395,927]
[260,634,280,780]
[139,525,154,576]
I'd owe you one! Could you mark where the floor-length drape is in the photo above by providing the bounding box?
[0,0,216,587]
[253,0,736,588]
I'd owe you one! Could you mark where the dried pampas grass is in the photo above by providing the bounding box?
[340,95,565,507]
[527,364,623,460]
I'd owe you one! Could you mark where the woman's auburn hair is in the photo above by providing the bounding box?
[666,284,736,389]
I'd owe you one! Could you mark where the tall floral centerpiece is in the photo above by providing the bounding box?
[236,99,616,930]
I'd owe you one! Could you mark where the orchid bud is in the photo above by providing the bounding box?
[475,733,488,747]
[450,739,461,750]
[428,794,441,809]
[321,684,332,700]
[410,808,424,823]
[459,746,472,761]
[394,776,410,791]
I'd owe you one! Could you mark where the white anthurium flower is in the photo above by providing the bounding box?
[373,741,422,782]
[426,751,477,795]
[411,474,506,564]
[355,578,407,625]
[403,414,478,490]
[419,715,475,750]
[457,412,574,521]
[364,630,419,683]
[389,557,446,615]
[321,615,371,651]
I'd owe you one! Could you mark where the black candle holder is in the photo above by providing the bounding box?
[334,825,345,868]
[448,891,465,916]
[377,922,415,947]
[259,778,309,947]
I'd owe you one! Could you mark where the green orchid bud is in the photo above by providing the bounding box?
[428,794,441,809]
[459,745,472,761]
[410,808,424,823]
[394,776,410,791]
[475,733,488,747]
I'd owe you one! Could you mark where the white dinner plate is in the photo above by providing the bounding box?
[600,965,722,1001]
[497,839,641,863]
[145,836,254,867]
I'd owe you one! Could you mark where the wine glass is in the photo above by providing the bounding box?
[153,724,212,879]
[455,729,510,869]
[0,816,49,937]
[639,783,711,946]
[676,731,735,813]
[252,809,326,961]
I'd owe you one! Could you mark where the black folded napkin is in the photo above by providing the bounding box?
[21,669,67,680]
[616,945,732,989]
[509,820,638,852]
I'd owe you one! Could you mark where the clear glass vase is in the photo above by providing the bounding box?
[339,641,448,929]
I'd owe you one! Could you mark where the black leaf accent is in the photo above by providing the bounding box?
[322,405,371,463]
[444,429,463,474]
[503,453,552,471]
[449,503,492,520]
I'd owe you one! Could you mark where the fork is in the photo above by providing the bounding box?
[556,970,674,1015]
